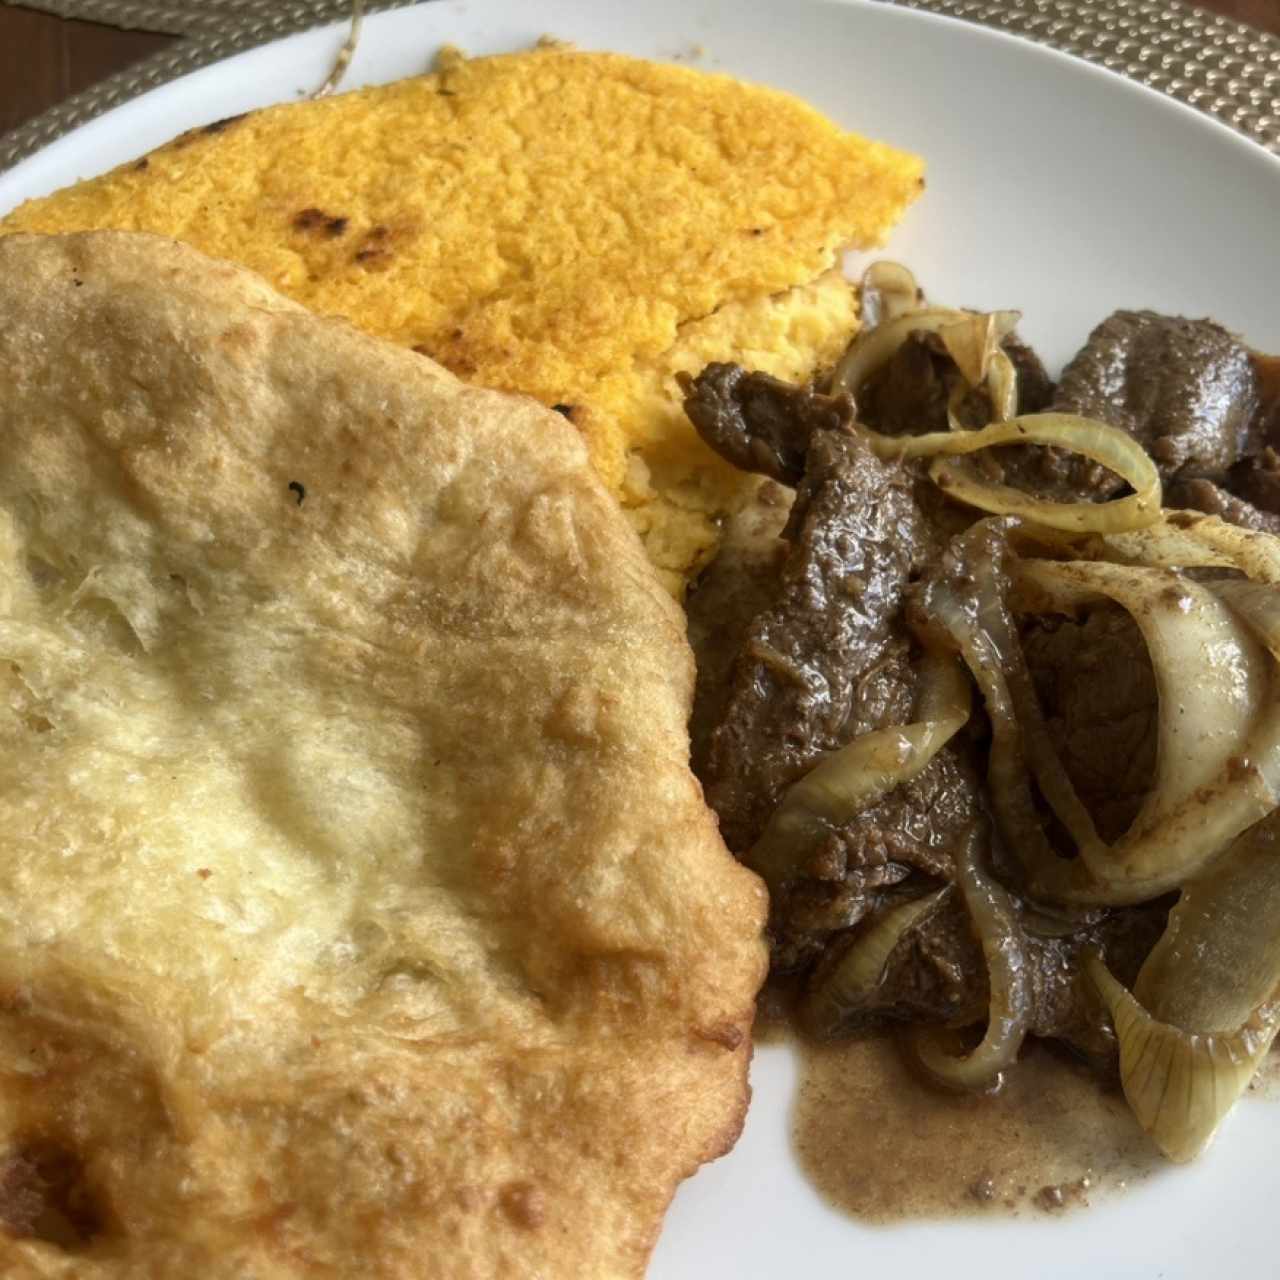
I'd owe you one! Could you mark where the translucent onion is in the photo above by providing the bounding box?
[938,311,1020,403]
[1177,515,1280,584]
[910,523,1104,902]
[832,308,1021,425]
[912,825,1032,1093]
[858,260,922,330]
[800,888,950,1038]
[746,653,970,893]
[1010,560,1276,901]
[1097,519,1242,574]
[1086,952,1279,1162]
[1136,813,1280,1030]
[847,414,1162,535]
[1043,513,1280,583]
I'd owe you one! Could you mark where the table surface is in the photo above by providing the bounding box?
[0,0,1278,142]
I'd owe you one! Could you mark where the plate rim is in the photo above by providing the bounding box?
[2,0,1279,178]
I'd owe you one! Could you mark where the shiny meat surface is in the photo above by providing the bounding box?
[1228,447,1280,513]
[1052,309,1259,484]
[680,363,852,487]
[698,426,924,853]
[686,480,793,778]
[771,744,982,971]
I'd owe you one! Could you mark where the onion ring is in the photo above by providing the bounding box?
[912,824,1032,1093]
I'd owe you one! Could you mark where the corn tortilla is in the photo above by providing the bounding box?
[1,47,923,587]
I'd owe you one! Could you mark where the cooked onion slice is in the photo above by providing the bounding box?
[1011,560,1276,900]
[853,414,1162,534]
[1178,515,1280,584]
[857,260,923,330]
[833,306,1021,425]
[746,653,969,892]
[1137,811,1280,1030]
[938,311,1020,407]
[800,888,950,1038]
[1086,513,1280,585]
[1087,952,1279,1162]
[910,523,1104,900]
[912,825,1032,1093]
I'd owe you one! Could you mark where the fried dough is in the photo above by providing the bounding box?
[0,47,922,588]
[0,231,767,1278]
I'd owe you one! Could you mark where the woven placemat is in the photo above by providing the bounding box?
[8,2,358,36]
[2,0,1278,173]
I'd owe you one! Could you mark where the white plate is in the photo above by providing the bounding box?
[4,2,1280,1276]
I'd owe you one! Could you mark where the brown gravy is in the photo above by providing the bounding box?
[789,1032,1164,1220]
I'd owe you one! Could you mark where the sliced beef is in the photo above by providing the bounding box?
[1022,604,1159,842]
[1021,903,1168,1065]
[1166,475,1280,534]
[1052,309,1259,485]
[698,426,925,854]
[680,363,851,486]
[1228,446,1280,514]
[1166,430,1280,534]
[857,331,969,436]
[989,438,1121,506]
[995,311,1261,504]
[770,743,983,970]
[686,480,792,778]
[1254,353,1280,446]
[803,884,1167,1068]
[856,330,1053,439]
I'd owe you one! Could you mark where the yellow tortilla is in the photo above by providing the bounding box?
[1,47,923,588]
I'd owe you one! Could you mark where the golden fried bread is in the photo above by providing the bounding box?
[0,231,767,1278]
[0,48,922,587]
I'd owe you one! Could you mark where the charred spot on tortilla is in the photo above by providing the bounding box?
[292,208,349,237]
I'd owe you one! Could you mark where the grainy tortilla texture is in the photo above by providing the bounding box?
[0,47,924,589]
[0,231,767,1278]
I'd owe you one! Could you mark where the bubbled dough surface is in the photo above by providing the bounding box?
[0,231,767,1279]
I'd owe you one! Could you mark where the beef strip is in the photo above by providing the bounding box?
[1166,474,1280,534]
[770,743,983,970]
[1022,604,1159,843]
[996,311,1261,504]
[1005,333,1056,414]
[686,480,793,779]
[857,331,971,435]
[1228,446,1280,513]
[1022,904,1168,1065]
[696,425,925,854]
[1053,310,1260,483]
[679,363,851,486]
[1164,356,1280,531]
